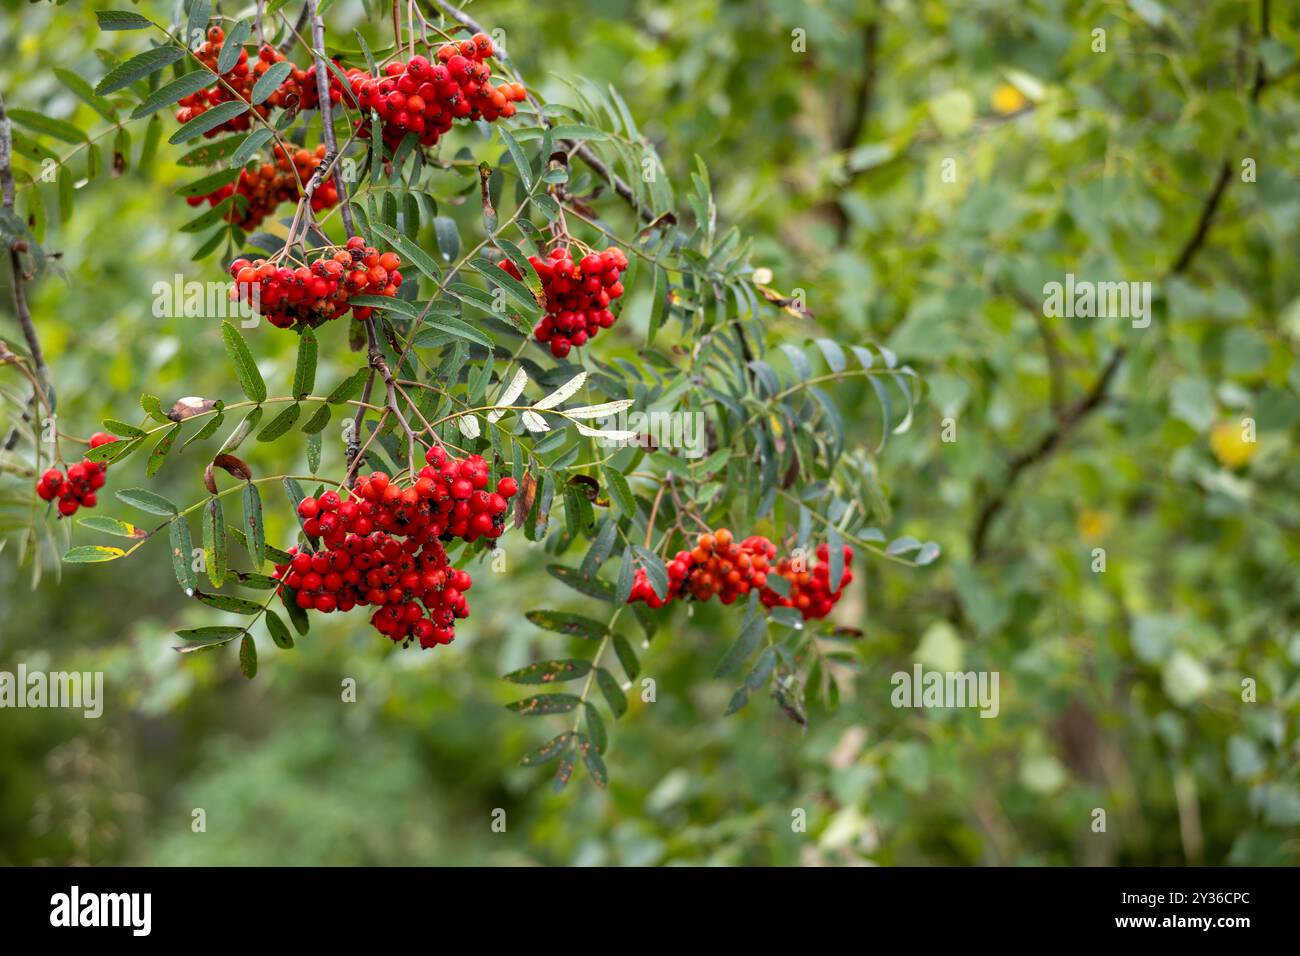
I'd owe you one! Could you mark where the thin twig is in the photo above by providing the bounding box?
[306,0,355,237]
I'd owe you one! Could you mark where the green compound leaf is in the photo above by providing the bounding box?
[503,659,592,685]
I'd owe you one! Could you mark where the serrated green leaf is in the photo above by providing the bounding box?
[170,100,249,144]
[146,422,181,476]
[595,667,627,719]
[612,632,640,681]
[265,609,294,648]
[115,487,178,515]
[301,402,332,433]
[257,401,300,440]
[243,483,265,565]
[633,545,669,601]
[174,625,244,642]
[579,518,618,579]
[195,591,262,614]
[326,367,369,404]
[498,127,533,192]
[203,496,227,587]
[371,223,441,283]
[170,518,197,593]
[221,321,266,403]
[78,515,145,538]
[54,68,118,122]
[230,128,275,167]
[714,592,766,677]
[101,418,147,438]
[602,465,635,520]
[176,134,245,167]
[433,216,459,260]
[63,545,127,563]
[293,328,317,399]
[217,20,252,73]
[216,407,261,454]
[554,750,575,792]
[96,45,186,96]
[130,70,212,119]
[174,167,241,197]
[251,60,292,105]
[411,317,493,350]
[7,109,86,145]
[96,10,154,30]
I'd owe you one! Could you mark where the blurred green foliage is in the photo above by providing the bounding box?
[1,0,1298,866]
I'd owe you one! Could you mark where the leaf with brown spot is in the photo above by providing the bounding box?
[524,610,609,640]
[553,751,575,792]
[577,732,608,788]
[503,658,592,685]
[238,633,257,679]
[519,732,574,767]
[169,395,217,421]
[512,471,536,529]
[212,453,253,481]
[504,693,581,716]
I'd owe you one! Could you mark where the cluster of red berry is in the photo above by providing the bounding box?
[188,144,339,231]
[628,529,773,608]
[759,543,855,620]
[274,533,468,647]
[176,28,332,138]
[340,35,526,152]
[629,529,855,621]
[343,447,518,545]
[34,433,118,516]
[501,246,628,358]
[272,447,519,647]
[228,236,401,330]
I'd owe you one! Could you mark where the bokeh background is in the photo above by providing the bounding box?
[2,0,1298,865]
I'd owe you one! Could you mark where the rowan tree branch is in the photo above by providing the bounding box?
[1,89,51,453]
[822,17,881,245]
[971,0,1273,560]
[306,0,355,238]
[277,3,311,54]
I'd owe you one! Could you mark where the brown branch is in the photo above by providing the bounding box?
[277,3,311,54]
[999,281,1066,415]
[1168,161,1232,276]
[823,18,881,244]
[345,369,376,485]
[970,0,1274,560]
[1,89,51,454]
[305,0,355,238]
[971,346,1124,557]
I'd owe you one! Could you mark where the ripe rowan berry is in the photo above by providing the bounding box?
[502,245,629,357]
[35,433,118,517]
[627,528,854,621]
[271,450,521,647]
[229,241,401,331]
[341,39,524,153]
